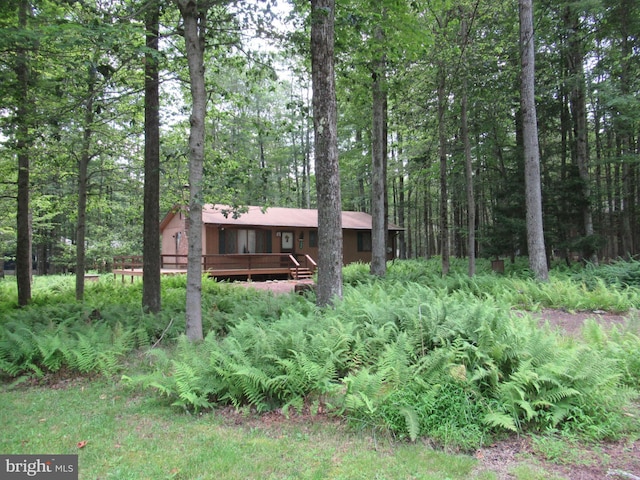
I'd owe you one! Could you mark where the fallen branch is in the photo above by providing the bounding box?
[607,469,640,480]
[151,317,175,348]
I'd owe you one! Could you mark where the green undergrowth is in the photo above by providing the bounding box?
[0,275,309,382]
[2,258,640,452]
[125,280,640,450]
[341,258,640,312]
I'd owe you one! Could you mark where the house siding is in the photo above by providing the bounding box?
[161,210,187,266]
[160,205,401,267]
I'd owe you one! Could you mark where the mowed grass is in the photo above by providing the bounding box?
[0,377,493,480]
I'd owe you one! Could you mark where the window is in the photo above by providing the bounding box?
[357,232,372,252]
[219,229,270,254]
[309,230,318,248]
[237,229,256,253]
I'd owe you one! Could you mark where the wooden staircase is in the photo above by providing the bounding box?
[290,267,313,280]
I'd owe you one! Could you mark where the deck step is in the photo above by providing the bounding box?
[290,267,313,280]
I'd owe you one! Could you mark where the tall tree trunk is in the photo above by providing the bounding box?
[605,130,616,258]
[178,0,206,340]
[519,0,548,281]
[564,4,597,264]
[406,188,413,258]
[437,63,449,275]
[15,0,32,306]
[592,92,604,256]
[143,0,162,313]
[311,0,342,306]
[370,24,387,277]
[397,134,406,259]
[257,103,268,203]
[617,1,635,259]
[462,85,475,276]
[76,63,96,301]
[460,14,475,276]
[304,87,312,209]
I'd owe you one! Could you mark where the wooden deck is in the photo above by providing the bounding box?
[112,254,316,282]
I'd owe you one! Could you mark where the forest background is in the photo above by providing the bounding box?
[1,0,639,280]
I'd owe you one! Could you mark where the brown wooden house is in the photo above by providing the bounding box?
[157,204,402,280]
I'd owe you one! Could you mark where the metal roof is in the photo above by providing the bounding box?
[165,204,403,230]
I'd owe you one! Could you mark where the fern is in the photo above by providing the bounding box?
[400,406,420,441]
[377,333,412,385]
[172,360,213,411]
[483,411,518,432]
[341,368,384,414]
[35,333,65,372]
[233,365,271,411]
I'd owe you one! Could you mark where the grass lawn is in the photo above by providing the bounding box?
[0,376,498,480]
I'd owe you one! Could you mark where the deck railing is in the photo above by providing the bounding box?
[113,253,316,279]
[113,255,144,272]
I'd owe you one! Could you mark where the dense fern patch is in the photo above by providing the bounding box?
[0,275,314,382]
[2,260,639,450]
[129,275,639,450]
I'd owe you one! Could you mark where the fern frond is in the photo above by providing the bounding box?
[483,412,518,432]
[400,406,420,441]
[233,365,270,411]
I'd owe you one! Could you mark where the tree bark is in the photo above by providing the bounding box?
[370,24,387,277]
[519,0,548,281]
[564,4,596,264]
[311,0,342,306]
[143,0,162,313]
[462,85,475,276]
[76,63,96,301]
[437,63,449,276]
[178,0,206,340]
[460,15,475,276]
[397,134,406,259]
[616,0,635,259]
[15,0,32,306]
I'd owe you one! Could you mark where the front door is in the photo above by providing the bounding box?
[281,231,294,252]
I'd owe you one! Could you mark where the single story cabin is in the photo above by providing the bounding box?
[158,204,402,280]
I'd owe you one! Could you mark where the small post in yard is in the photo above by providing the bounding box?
[491,257,505,274]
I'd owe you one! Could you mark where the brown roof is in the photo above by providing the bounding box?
[162,204,403,231]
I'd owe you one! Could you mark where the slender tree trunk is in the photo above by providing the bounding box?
[564,4,597,264]
[592,95,604,256]
[618,4,634,259]
[397,135,406,259]
[178,0,206,340]
[459,13,475,275]
[462,85,475,276]
[519,0,548,281]
[604,129,620,258]
[15,0,32,306]
[143,0,162,313]
[75,63,97,301]
[370,24,387,277]
[304,87,312,209]
[437,63,449,275]
[614,154,621,258]
[257,103,268,203]
[621,161,633,258]
[311,0,342,306]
